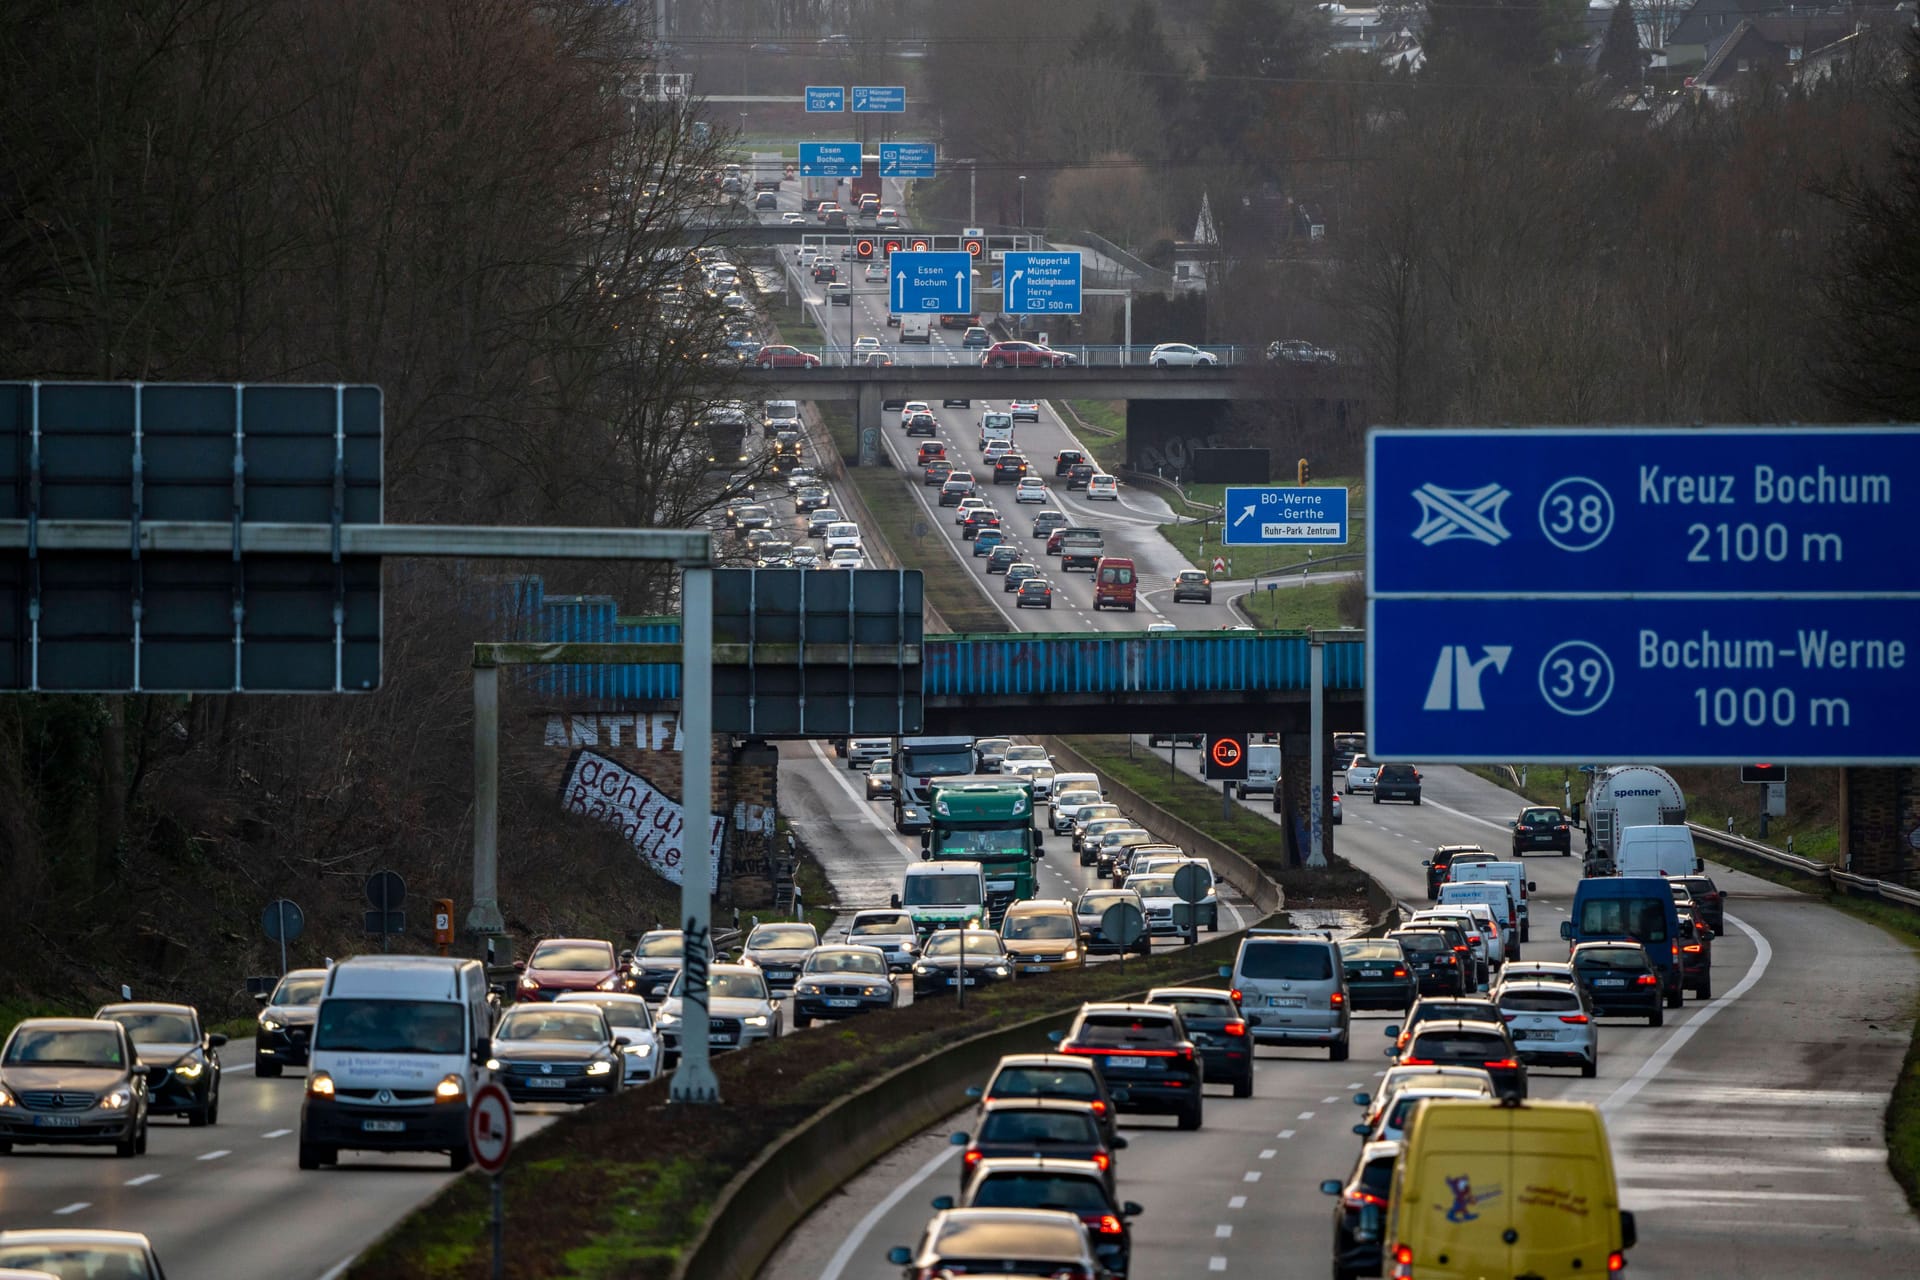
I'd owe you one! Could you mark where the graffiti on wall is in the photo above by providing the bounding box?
[543,713,683,751]
[560,749,723,890]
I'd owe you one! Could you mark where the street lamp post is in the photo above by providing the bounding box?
[1017,174,1027,227]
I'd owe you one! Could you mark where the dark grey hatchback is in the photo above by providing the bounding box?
[1373,763,1422,804]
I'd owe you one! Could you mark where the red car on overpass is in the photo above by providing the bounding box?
[755,345,822,369]
[979,341,1068,369]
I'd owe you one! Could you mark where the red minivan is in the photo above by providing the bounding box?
[1093,557,1137,612]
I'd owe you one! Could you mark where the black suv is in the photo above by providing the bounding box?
[1057,1002,1204,1130]
[1570,942,1666,1026]
[1388,928,1468,996]
[1146,987,1253,1098]
[1172,570,1212,603]
[1423,844,1486,900]
[1399,1018,1527,1099]
[1066,462,1095,490]
[1373,763,1421,804]
[1054,449,1087,477]
[1511,806,1572,856]
[993,453,1029,483]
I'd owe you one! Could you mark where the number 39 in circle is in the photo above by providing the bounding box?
[1538,641,1614,717]
[1538,477,1614,552]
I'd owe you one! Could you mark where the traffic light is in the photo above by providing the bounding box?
[1297,457,1311,484]
[855,238,875,260]
[964,237,984,257]
[1740,763,1788,784]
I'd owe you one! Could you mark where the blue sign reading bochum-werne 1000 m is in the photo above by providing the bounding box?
[1224,486,1348,546]
[1368,426,1920,596]
[1367,597,1920,764]
[890,251,972,314]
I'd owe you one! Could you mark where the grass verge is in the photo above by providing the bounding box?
[1060,734,1374,909]
[1236,581,1358,630]
[1153,472,1368,579]
[847,466,1009,634]
[347,926,1263,1280]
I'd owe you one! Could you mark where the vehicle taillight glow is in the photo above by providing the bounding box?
[1500,1012,1517,1021]
[1559,1013,1590,1024]
[1454,945,1469,953]
[1609,1250,1627,1271]
[1230,989,1242,1002]
[1089,1099,1107,1114]
[1393,967,1408,978]
[1394,1243,1414,1265]
[1330,992,1346,1008]
[1483,1059,1518,1070]
[1345,1190,1390,1210]
[1223,1021,1246,1036]
[1401,1057,1433,1066]
[963,1149,982,1166]
[1682,943,1702,953]
[1092,1151,1111,1171]
[1096,1214,1125,1235]
[1636,974,1659,986]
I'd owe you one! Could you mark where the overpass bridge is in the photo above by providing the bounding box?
[744,363,1266,407]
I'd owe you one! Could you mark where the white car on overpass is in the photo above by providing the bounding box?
[1149,342,1218,368]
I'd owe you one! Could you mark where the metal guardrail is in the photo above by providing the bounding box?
[1688,823,1920,909]
[749,342,1255,368]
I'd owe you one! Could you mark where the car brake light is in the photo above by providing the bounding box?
[963,1149,982,1167]
[1500,1012,1517,1021]
[1400,1057,1433,1066]
[1636,974,1659,986]
[1229,989,1242,1002]
[1223,1021,1246,1036]
[1682,943,1702,953]
[1329,991,1346,1008]
[1394,1243,1414,1265]
[1092,1151,1111,1171]
[1609,1250,1627,1272]
[1096,1213,1125,1235]
[1344,1190,1390,1210]
[1483,1059,1518,1070]
[1392,967,1408,978]
[1454,945,1469,954]
[1089,1099,1107,1115]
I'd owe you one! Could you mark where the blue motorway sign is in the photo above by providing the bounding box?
[1368,427,1920,596]
[1367,597,1920,763]
[879,142,935,178]
[890,251,972,314]
[805,86,844,112]
[1224,486,1348,546]
[1003,252,1082,315]
[798,141,862,178]
[851,85,906,112]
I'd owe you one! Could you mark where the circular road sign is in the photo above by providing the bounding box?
[1100,902,1145,949]
[1173,863,1210,905]
[262,899,305,943]
[364,869,407,912]
[1209,737,1244,772]
[468,1082,514,1175]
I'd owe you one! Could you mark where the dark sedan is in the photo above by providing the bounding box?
[253,967,327,1076]
[1015,577,1055,609]
[948,1158,1143,1279]
[1372,763,1422,804]
[913,929,1016,997]
[1387,929,1467,996]
[1676,911,1714,999]
[0,1019,149,1156]
[985,545,1021,574]
[95,1002,225,1126]
[967,1053,1124,1145]
[1669,874,1727,935]
[1057,1002,1204,1129]
[791,945,896,1027]
[1571,942,1666,1025]
[1423,843,1488,900]
[1339,939,1416,1011]
[739,921,820,998]
[1320,1139,1401,1280]
[952,1099,1123,1194]
[1075,889,1152,957]
[1512,805,1573,856]
[486,1005,622,1104]
[1397,1019,1527,1100]
[625,929,703,1001]
[1146,987,1253,1097]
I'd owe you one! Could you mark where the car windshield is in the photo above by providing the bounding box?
[530,942,614,971]
[1414,1001,1499,1024]
[1392,932,1448,954]
[1576,947,1652,971]
[749,925,817,950]
[1079,808,1121,826]
[925,932,1003,958]
[1500,990,1581,1012]
[850,914,912,936]
[313,999,466,1055]
[637,934,684,958]
[1411,1032,1508,1060]
[1075,1013,1179,1046]
[1127,876,1174,896]
[1002,913,1075,940]
[672,971,767,1000]
[1520,809,1562,826]
[100,1011,196,1044]
[3,1027,126,1067]
[990,1067,1099,1100]
[1055,791,1099,808]
[971,1172,1111,1212]
[903,876,981,907]
[1154,996,1235,1021]
[806,950,887,975]
[1005,746,1047,762]
[902,745,976,775]
[0,1244,155,1279]
[497,1009,606,1042]
[1577,897,1670,943]
[1380,765,1418,781]
[1239,942,1334,981]
[979,1110,1098,1145]
[1342,943,1403,964]
[570,999,651,1030]
[1079,893,1133,915]
[272,974,326,1005]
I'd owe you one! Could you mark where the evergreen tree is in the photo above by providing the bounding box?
[1596,0,1641,85]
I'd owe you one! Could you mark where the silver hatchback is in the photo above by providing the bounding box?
[1496,981,1598,1077]
[1229,930,1350,1060]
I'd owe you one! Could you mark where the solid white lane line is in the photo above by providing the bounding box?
[264,1128,292,1138]
[197,1149,231,1161]
[124,1174,162,1187]
[806,739,905,846]
[819,1142,960,1280]
[1601,910,1773,1117]
[52,1202,90,1215]
[1228,1195,1247,1209]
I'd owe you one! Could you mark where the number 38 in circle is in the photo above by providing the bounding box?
[1538,641,1614,717]
[1537,477,1614,552]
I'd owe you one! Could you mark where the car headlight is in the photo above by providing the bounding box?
[175,1059,204,1079]
[742,1015,771,1028]
[862,986,887,997]
[586,1060,613,1076]
[518,974,539,990]
[434,1074,466,1102]
[306,1072,335,1099]
[988,965,1010,977]
[1061,949,1079,962]
[656,1010,680,1027]
[485,1058,502,1071]
[913,964,931,975]
[622,1043,654,1058]
[259,1015,285,1031]
[99,1087,133,1110]
[0,1085,13,1107]
[597,974,623,991]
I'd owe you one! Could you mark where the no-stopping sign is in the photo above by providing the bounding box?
[468,1081,514,1174]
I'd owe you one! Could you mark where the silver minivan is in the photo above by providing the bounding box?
[1228,929,1349,1060]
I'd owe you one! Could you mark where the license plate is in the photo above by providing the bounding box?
[362,1119,406,1132]
[962,977,978,986]
[1109,1055,1147,1068]
[1361,969,1384,977]
[709,1033,736,1045]
[826,998,860,1008]
[526,1077,567,1089]
[33,1115,83,1128]
[767,971,793,980]
[1595,978,1626,986]
[1269,996,1306,1008]
[1023,964,1050,974]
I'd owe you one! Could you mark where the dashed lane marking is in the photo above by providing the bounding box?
[52,1202,90,1216]
[124,1174,161,1187]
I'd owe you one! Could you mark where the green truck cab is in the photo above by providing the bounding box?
[923,777,1045,924]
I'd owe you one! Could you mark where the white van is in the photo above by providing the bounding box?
[1616,825,1702,877]
[1236,743,1280,800]
[900,313,932,344]
[846,737,892,770]
[1467,862,1537,942]
[299,955,493,1171]
[894,860,986,933]
[978,411,1014,451]
[1439,880,1521,957]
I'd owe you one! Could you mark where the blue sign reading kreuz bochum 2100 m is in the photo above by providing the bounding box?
[1367,598,1920,763]
[1224,486,1348,546]
[1367,427,1920,596]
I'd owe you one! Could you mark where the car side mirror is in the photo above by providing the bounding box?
[1353,1122,1373,1136]
[619,950,634,966]
[1123,1200,1144,1216]
[1112,1136,1129,1150]
[887,1247,912,1266]
[252,990,270,1005]
[949,1131,970,1146]
[1620,1209,1638,1250]
[208,1033,229,1048]
[1352,1092,1370,1107]
[1384,1025,1400,1038]
[1526,882,1537,892]
[1321,1179,1344,1195]
[965,1086,982,1100]
[890,894,902,910]
[1420,860,1433,868]
[1559,921,1574,941]
[488,984,508,1000]
[1047,1029,1065,1044]
[1218,965,1232,979]
[512,960,527,973]
[931,1195,954,1211]
[920,848,931,861]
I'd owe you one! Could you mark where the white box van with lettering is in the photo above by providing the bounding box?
[299,955,494,1171]
[1439,880,1521,957]
[1615,825,1702,878]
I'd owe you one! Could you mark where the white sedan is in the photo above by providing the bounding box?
[828,546,866,569]
[1014,477,1048,504]
[780,211,806,225]
[1149,342,1218,368]
[656,964,780,1059]
[1009,400,1040,422]
[853,336,882,355]
[554,992,661,1085]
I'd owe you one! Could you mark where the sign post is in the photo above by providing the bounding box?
[262,899,304,976]
[468,1081,513,1280]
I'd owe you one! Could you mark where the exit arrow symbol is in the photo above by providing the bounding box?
[1233,505,1256,527]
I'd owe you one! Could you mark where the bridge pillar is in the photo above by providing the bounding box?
[1279,732,1338,868]
[856,383,883,465]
